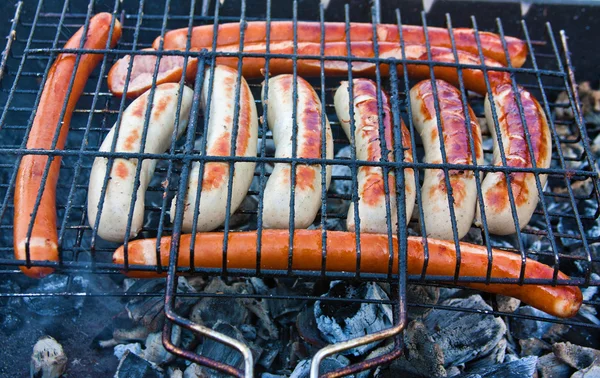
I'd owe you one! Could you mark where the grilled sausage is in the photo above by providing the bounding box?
[88,83,193,242]
[107,48,198,98]
[14,13,122,278]
[410,80,484,240]
[107,42,509,98]
[261,75,333,229]
[334,79,415,234]
[113,230,582,318]
[170,66,258,232]
[475,83,552,235]
[153,21,526,67]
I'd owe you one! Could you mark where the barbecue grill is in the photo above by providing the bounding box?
[0,0,599,377]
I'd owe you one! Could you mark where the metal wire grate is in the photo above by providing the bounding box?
[0,0,599,376]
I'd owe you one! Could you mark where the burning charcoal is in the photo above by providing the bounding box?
[536,353,572,378]
[30,336,68,378]
[406,284,440,319]
[519,338,552,357]
[142,325,181,365]
[115,350,164,378]
[509,306,568,341]
[314,281,393,356]
[495,295,520,313]
[196,321,259,377]
[23,275,87,316]
[168,367,183,378]
[454,356,538,378]
[189,278,249,328]
[114,343,143,360]
[571,360,600,378]
[467,338,507,371]
[421,295,506,367]
[289,355,351,378]
[126,278,197,333]
[388,320,446,377]
[552,342,600,371]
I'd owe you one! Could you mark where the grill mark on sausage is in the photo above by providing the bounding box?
[123,129,140,151]
[130,96,147,118]
[279,166,317,191]
[115,161,129,179]
[485,172,529,210]
[152,95,171,120]
[428,170,470,207]
[202,163,229,191]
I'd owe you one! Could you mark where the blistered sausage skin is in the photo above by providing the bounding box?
[170,66,258,232]
[14,13,122,278]
[88,84,193,242]
[153,21,527,67]
[107,42,509,98]
[261,75,333,229]
[475,83,552,235]
[113,230,582,318]
[334,79,415,234]
[410,80,484,240]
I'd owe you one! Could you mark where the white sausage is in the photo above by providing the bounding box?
[171,66,258,231]
[410,79,484,240]
[475,83,552,235]
[261,75,333,229]
[334,79,415,234]
[88,83,193,242]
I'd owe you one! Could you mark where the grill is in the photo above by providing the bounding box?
[0,0,599,377]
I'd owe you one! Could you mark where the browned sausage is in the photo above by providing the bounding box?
[113,230,582,318]
[153,21,527,67]
[107,42,509,98]
[14,13,122,278]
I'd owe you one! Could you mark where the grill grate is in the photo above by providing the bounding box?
[0,0,599,377]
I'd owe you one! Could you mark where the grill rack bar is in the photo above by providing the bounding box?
[0,0,598,377]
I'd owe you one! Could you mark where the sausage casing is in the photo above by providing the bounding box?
[334,79,415,233]
[261,75,333,229]
[171,66,258,232]
[88,83,193,242]
[410,80,484,240]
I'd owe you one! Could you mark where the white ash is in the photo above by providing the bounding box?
[114,343,143,360]
[510,306,569,341]
[552,342,600,371]
[314,281,393,356]
[519,338,552,357]
[168,367,183,378]
[30,336,68,378]
[571,360,600,378]
[388,320,446,377]
[537,353,571,378]
[495,295,520,313]
[289,355,351,378]
[115,350,163,378]
[142,325,181,365]
[453,355,538,378]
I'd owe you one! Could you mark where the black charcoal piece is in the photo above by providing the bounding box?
[23,275,87,316]
[314,281,392,356]
[115,351,163,378]
[467,338,507,371]
[552,342,600,370]
[519,338,552,357]
[510,306,568,341]
[455,356,538,378]
[0,310,22,333]
[289,355,351,378]
[189,278,249,328]
[388,320,446,377]
[537,353,572,378]
[422,295,506,367]
[296,306,327,348]
[406,284,439,319]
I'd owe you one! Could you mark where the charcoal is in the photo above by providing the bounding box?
[240,324,257,341]
[571,359,600,378]
[142,325,181,365]
[495,295,520,313]
[0,310,22,334]
[467,338,507,371]
[406,284,439,319]
[115,351,164,378]
[189,278,249,328]
[243,297,279,340]
[257,346,279,370]
[519,338,552,357]
[267,280,308,321]
[0,278,22,307]
[261,374,286,378]
[357,342,394,378]
[296,306,327,348]
[537,353,572,378]
[455,356,537,378]
[552,342,600,370]
[510,306,569,341]
[183,363,201,378]
[168,367,183,378]
[30,336,68,378]
[422,295,506,367]
[314,281,393,356]
[388,320,446,377]
[196,322,257,378]
[289,355,351,378]
[126,278,197,333]
[114,343,143,360]
[23,275,87,316]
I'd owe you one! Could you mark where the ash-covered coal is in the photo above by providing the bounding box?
[23,275,88,316]
[115,350,163,378]
[314,281,393,356]
[289,355,351,378]
[453,355,538,378]
[30,336,68,378]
